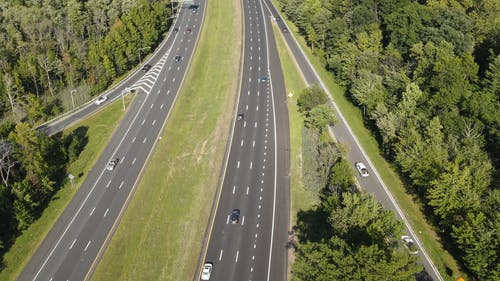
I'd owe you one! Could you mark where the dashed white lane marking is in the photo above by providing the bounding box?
[157,89,161,94]
[150,103,154,109]
[226,215,230,224]
[141,119,145,125]
[250,66,252,70]
[242,216,245,225]
[244,121,247,127]
[258,91,260,97]
[143,137,147,143]
[241,139,244,147]
[132,158,136,165]
[152,120,156,126]
[119,181,124,189]
[90,207,95,216]
[84,240,91,252]
[167,90,170,95]
[250,161,253,169]
[256,105,259,111]
[236,250,239,262]
[69,239,76,250]
[260,187,263,192]
[249,77,252,82]
[258,213,261,218]
[104,208,109,217]
[255,233,258,238]
[132,137,136,143]
[246,186,250,195]
[219,249,223,261]
[248,91,250,96]
[121,157,125,163]
[237,161,240,168]
[106,180,111,188]
[259,196,262,201]
[254,243,257,248]
[246,104,249,110]
[251,267,254,272]
[232,185,236,194]
[259,204,261,209]
[252,140,255,147]
[252,255,255,260]
[254,122,257,128]
[172,77,176,82]
[163,77,167,82]
[49,278,53,281]
[161,104,164,109]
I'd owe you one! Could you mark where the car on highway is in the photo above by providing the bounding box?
[237,113,244,120]
[283,27,288,33]
[201,262,212,280]
[401,235,419,255]
[173,27,179,33]
[355,162,369,177]
[230,209,240,224]
[94,96,107,105]
[141,64,152,72]
[186,27,192,33]
[106,158,119,171]
[174,55,182,62]
[260,75,268,82]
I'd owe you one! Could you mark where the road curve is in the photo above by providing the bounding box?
[17,1,207,281]
[262,1,444,280]
[198,0,290,280]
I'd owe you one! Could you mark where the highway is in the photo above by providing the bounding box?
[17,1,206,281]
[199,0,290,280]
[262,0,444,280]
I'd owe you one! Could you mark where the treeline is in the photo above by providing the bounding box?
[292,86,423,280]
[278,0,499,279]
[0,0,172,123]
[0,122,87,262]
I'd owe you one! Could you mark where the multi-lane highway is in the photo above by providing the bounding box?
[17,2,206,281]
[262,0,444,280]
[200,0,290,280]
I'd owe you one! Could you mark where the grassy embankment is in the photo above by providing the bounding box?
[272,1,465,279]
[92,0,242,279]
[0,96,134,281]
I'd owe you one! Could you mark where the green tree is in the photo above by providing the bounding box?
[297,84,328,113]
[304,104,337,131]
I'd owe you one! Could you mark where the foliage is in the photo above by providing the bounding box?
[297,84,328,113]
[0,0,172,121]
[279,0,499,278]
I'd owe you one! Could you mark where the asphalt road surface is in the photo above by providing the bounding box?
[199,0,290,280]
[17,2,206,281]
[262,1,444,280]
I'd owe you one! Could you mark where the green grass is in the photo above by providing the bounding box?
[91,0,242,279]
[272,2,465,279]
[0,96,134,281]
[271,25,316,225]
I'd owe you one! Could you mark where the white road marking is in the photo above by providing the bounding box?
[255,122,257,128]
[252,140,255,147]
[104,208,109,217]
[241,139,244,147]
[84,240,91,252]
[237,161,240,168]
[172,77,176,82]
[246,186,250,195]
[90,207,95,216]
[132,136,136,143]
[119,181,124,189]
[69,239,76,250]
[161,104,164,109]
[150,103,154,109]
[219,249,223,261]
[250,161,253,169]
[259,205,261,209]
[248,91,250,96]
[226,215,230,224]
[152,120,156,126]
[258,214,261,218]
[244,121,247,127]
[132,158,136,165]
[106,180,111,188]
[252,255,255,260]
[256,105,259,111]
[251,267,254,272]
[255,233,258,238]
[143,137,147,143]
[260,196,262,201]
[261,188,263,192]
[157,89,161,94]
[235,250,239,262]
[232,185,236,194]
[167,90,170,95]
[141,119,145,125]
[163,77,167,82]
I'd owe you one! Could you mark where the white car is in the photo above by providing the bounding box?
[355,162,369,177]
[95,96,107,105]
[106,158,119,171]
[401,235,419,255]
[201,263,212,280]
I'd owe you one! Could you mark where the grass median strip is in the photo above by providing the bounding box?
[91,0,242,280]
[1,96,134,281]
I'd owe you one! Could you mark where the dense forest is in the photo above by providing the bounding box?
[278,0,499,279]
[0,0,171,268]
[293,86,424,280]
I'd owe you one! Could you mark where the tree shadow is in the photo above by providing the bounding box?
[295,207,331,243]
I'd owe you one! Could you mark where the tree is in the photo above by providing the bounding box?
[304,104,337,131]
[297,84,328,113]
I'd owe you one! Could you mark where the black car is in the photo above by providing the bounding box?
[174,55,182,62]
[230,209,240,224]
[237,113,244,120]
[173,27,179,33]
[142,64,152,72]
